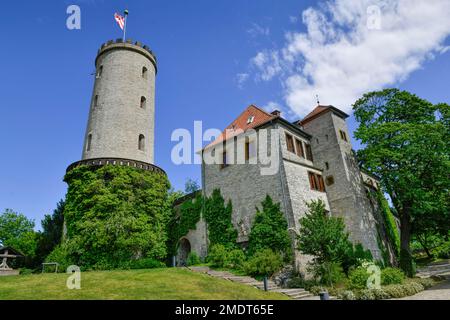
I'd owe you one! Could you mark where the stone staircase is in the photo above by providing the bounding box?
[188,267,317,300]
[416,260,450,279]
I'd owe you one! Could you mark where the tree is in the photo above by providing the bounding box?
[0,209,38,267]
[184,178,200,194]
[297,200,353,265]
[352,89,449,276]
[247,195,292,260]
[204,189,237,248]
[36,200,65,261]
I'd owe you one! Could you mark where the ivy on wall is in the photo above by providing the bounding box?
[376,189,400,256]
[57,165,171,270]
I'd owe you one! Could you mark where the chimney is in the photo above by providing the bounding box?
[271,110,281,117]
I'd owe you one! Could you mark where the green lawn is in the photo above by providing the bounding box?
[0,268,289,300]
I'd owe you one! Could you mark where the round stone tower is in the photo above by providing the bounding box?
[67,39,164,174]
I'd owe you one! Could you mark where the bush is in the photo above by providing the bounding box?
[432,241,450,259]
[338,290,356,300]
[45,244,73,272]
[310,261,346,286]
[224,249,246,269]
[187,252,202,266]
[19,268,34,275]
[415,277,436,289]
[243,249,283,277]
[207,244,228,268]
[348,267,370,289]
[381,267,405,285]
[126,258,166,269]
[287,276,319,290]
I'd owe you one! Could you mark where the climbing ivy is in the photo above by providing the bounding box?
[204,189,238,249]
[376,189,400,257]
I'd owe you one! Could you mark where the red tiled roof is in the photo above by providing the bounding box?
[299,105,331,125]
[204,104,278,149]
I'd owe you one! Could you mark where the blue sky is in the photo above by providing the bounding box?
[0,0,449,229]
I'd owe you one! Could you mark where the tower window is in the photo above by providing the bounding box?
[140,96,146,109]
[142,66,148,79]
[308,171,325,192]
[295,139,304,158]
[86,134,92,151]
[97,66,103,78]
[94,95,99,108]
[285,133,295,153]
[138,134,145,151]
[325,162,329,170]
[305,143,313,161]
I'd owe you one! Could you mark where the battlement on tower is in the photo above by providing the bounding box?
[96,38,157,72]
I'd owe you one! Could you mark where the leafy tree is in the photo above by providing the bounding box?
[297,200,353,265]
[184,178,200,194]
[36,200,65,261]
[0,209,38,267]
[58,165,171,270]
[247,195,292,260]
[352,89,449,276]
[204,189,237,248]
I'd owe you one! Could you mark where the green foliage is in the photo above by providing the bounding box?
[243,249,283,277]
[62,165,171,269]
[184,178,200,194]
[376,190,400,256]
[348,267,370,289]
[224,249,246,269]
[247,196,292,260]
[204,189,237,248]
[381,267,405,285]
[0,209,38,268]
[45,243,74,272]
[353,89,450,276]
[432,241,450,259]
[309,261,346,286]
[187,252,202,266]
[120,258,166,270]
[36,200,65,263]
[207,244,228,268]
[168,192,203,255]
[297,200,353,264]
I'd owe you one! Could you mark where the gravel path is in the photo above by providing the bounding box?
[396,279,450,300]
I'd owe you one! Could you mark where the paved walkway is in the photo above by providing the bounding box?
[188,266,319,300]
[396,279,450,300]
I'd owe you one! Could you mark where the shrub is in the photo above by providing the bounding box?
[126,258,166,269]
[207,244,228,268]
[187,252,202,266]
[287,276,319,290]
[381,267,405,285]
[309,286,325,296]
[224,249,246,269]
[19,268,34,275]
[357,289,376,300]
[348,267,370,289]
[243,249,283,277]
[432,241,450,259]
[45,244,73,272]
[310,261,346,286]
[338,290,356,300]
[415,277,435,289]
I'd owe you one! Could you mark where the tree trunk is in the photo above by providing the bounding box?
[399,204,414,277]
[416,234,433,259]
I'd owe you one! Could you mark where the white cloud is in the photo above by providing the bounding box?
[247,23,270,37]
[236,73,249,89]
[251,0,450,116]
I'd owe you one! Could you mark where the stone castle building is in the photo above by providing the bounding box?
[177,105,396,271]
[67,39,164,175]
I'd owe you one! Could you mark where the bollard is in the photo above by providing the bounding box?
[263,276,268,291]
[319,291,329,300]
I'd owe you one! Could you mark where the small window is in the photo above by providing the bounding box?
[295,139,304,158]
[140,96,146,109]
[339,130,348,142]
[142,66,148,79]
[138,134,145,151]
[247,116,255,124]
[97,66,103,78]
[308,171,325,192]
[325,162,329,170]
[305,143,313,161]
[325,134,329,141]
[286,133,295,153]
[221,151,229,169]
[94,95,99,108]
[86,134,92,151]
[316,138,319,144]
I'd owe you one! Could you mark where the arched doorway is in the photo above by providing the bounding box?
[177,238,191,267]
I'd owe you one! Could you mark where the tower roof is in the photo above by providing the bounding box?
[299,105,349,126]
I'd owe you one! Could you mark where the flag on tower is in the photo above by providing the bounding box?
[114,13,125,30]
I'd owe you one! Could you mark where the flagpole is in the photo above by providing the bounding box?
[123,9,129,41]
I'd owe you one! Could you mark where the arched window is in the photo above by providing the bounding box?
[138,134,145,151]
[142,66,148,79]
[86,134,92,151]
[140,96,146,109]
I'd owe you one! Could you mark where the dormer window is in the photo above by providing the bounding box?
[247,116,255,124]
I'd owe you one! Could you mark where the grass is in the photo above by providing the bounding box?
[0,268,290,300]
